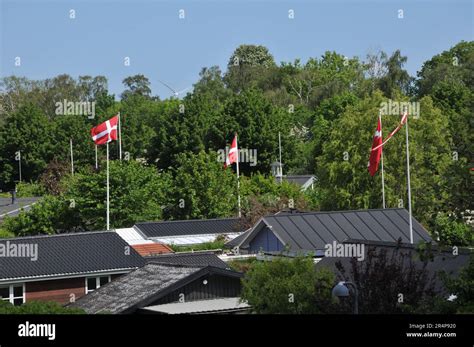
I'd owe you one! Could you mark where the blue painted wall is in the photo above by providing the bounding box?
[249,227,284,253]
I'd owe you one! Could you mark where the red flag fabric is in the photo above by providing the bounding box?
[368,117,383,176]
[225,135,238,168]
[91,115,118,145]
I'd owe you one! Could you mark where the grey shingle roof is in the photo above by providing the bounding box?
[238,208,433,252]
[0,231,146,282]
[0,197,40,221]
[145,251,230,270]
[70,263,243,314]
[135,218,242,238]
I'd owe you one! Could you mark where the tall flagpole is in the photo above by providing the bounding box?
[235,133,241,218]
[70,138,74,176]
[95,145,98,169]
[118,112,122,161]
[404,110,413,244]
[379,112,385,209]
[278,132,283,183]
[106,142,110,230]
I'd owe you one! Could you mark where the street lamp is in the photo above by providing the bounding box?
[332,281,358,314]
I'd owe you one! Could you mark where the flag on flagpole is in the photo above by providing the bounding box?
[225,135,238,168]
[224,134,241,218]
[368,117,383,176]
[91,115,118,145]
[90,115,119,231]
[371,111,408,152]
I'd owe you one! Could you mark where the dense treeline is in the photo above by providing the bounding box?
[0,42,472,244]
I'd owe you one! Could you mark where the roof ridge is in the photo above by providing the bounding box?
[135,217,240,225]
[267,208,406,218]
[146,262,204,269]
[0,230,114,242]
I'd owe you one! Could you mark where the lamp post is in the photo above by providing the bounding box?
[332,281,358,314]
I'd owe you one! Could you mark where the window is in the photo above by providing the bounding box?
[0,284,25,305]
[85,276,111,294]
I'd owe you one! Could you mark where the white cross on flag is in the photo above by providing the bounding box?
[91,115,118,145]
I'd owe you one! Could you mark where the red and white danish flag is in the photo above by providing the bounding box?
[368,117,383,176]
[225,134,238,168]
[91,115,118,145]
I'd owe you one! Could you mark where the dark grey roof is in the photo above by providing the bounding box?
[0,197,40,221]
[0,231,146,282]
[225,230,250,248]
[135,218,243,238]
[237,208,433,252]
[145,251,230,270]
[70,263,243,314]
[316,240,471,293]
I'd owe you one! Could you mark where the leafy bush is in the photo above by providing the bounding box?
[15,181,45,197]
[241,256,337,314]
[0,300,84,314]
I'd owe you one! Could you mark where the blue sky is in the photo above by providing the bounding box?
[1,0,472,99]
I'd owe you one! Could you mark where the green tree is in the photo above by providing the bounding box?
[440,254,474,313]
[121,74,152,100]
[165,151,236,219]
[63,160,172,230]
[241,256,336,314]
[224,44,276,92]
[315,91,453,226]
[0,104,55,190]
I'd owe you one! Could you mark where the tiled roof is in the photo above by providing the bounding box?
[0,231,146,282]
[132,242,173,257]
[237,208,433,251]
[135,218,243,238]
[132,243,173,257]
[145,251,230,269]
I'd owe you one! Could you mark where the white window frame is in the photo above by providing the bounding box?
[85,275,111,294]
[0,283,25,305]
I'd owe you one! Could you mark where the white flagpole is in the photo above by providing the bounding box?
[235,133,241,218]
[70,138,74,176]
[95,145,98,169]
[404,110,413,243]
[278,132,283,183]
[106,142,110,230]
[379,113,385,209]
[118,112,122,161]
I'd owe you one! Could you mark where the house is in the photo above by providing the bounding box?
[70,258,247,314]
[0,197,40,222]
[227,208,433,254]
[315,239,471,293]
[0,231,145,305]
[134,218,244,246]
[114,227,173,256]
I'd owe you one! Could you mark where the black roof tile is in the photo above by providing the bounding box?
[135,218,243,238]
[0,231,146,282]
